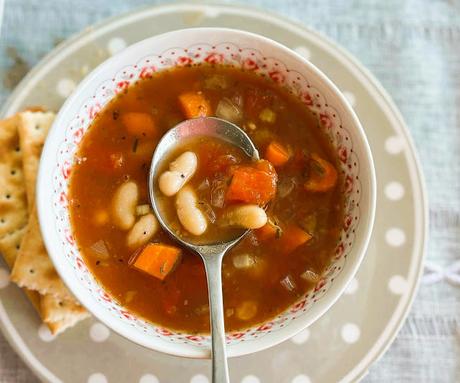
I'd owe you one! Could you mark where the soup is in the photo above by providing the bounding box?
[69,65,344,333]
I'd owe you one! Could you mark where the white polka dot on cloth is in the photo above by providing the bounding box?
[385,136,405,155]
[344,277,358,295]
[388,275,408,295]
[290,327,311,345]
[190,374,209,383]
[139,374,159,383]
[291,374,312,383]
[38,324,56,342]
[241,375,260,383]
[342,91,356,107]
[385,182,405,201]
[90,322,110,342]
[56,78,76,98]
[385,228,406,247]
[341,323,360,343]
[87,373,108,383]
[0,268,10,288]
[294,46,312,60]
[107,37,127,55]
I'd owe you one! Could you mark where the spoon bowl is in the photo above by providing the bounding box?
[149,117,260,383]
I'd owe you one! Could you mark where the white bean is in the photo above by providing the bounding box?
[111,181,139,230]
[159,151,198,196]
[126,213,159,249]
[175,185,207,236]
[220,205,267,229]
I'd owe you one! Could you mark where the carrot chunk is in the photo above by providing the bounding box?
[255,222,278,242]
[265,141,291,167]
[226,162,277,205]
[178,91,212,118]
[121,112,156,138]
[255,159,277,176]
[132,243,181,281]
[277,225,312,255]
[304,153,338,192]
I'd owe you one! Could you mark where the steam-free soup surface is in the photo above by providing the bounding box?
[69,65,343,333]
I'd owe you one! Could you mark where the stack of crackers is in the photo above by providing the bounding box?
[0,111,89,335]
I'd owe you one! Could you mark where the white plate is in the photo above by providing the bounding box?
[0,3,427,383]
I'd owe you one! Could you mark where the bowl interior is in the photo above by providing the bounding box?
[37,28,375,358]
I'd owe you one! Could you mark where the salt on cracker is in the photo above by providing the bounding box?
[18,111,54,206]
[0,115,28,241]
[0,225,28,268]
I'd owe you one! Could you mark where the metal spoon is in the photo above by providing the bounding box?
[149,117,259,383]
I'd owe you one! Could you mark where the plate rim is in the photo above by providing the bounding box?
[0,3,428,383]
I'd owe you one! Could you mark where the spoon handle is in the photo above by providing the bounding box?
[204,254,230,383]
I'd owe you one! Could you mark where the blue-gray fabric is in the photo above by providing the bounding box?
[0,1,459,382]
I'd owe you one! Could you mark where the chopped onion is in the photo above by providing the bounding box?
[136,204,151,216]
[280,275,297,292]
[198,200,217,223]
[299,213,317,236]
[197,178,210,191]
[216,154,239,168]
[216,97,243,123]
[232,254,256,269]
[89,240,109,260]
[278,177,296,198]
[300,270,319,283]
[210,184,225,208]
[204,74,228,90]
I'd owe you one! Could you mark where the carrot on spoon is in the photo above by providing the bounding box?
[226,161,277,205]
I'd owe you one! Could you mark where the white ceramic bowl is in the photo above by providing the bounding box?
[37,28,376,358]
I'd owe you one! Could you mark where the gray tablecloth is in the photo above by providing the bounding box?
[0,0,459,382]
